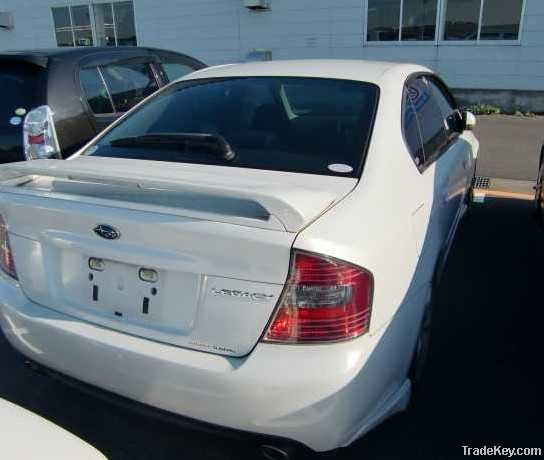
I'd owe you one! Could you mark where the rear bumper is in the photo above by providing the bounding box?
[0,275,408,452]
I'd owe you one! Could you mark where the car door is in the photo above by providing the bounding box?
[404,75,471,288]
[79,60,161,133]
[427,76,474,224]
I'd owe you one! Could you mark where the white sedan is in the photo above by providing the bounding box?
[0,398,105,459]
[0,60,478,457]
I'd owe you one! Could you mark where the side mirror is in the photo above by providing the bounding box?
[463,111,477,131]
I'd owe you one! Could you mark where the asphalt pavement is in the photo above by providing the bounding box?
[474,115,543,181]
[1,197,542,459]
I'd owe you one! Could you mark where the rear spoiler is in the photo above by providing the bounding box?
[0,159,338,233]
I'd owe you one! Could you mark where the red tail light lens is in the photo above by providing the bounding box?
[27,133,46,145]
[0,215,17,280]
[263,250,372,343]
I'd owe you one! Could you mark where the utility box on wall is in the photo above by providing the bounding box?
[244,0,270,11]
[0,12,14,30]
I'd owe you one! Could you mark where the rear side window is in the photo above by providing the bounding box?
[428,78,461,143]
[101,62,159,113]
[406,77,449,165]
[0,64,45,123]
[87,77,379,178]
[160,63,196,82]
[80,68,114,114]
[402,86,425,168]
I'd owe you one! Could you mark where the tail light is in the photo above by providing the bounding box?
[0,215,17,280]
[263,250,373,343]
[23,105,61,160]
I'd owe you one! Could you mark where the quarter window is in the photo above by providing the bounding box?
[403,87,425,168]
[160,63,197,82]
[101,63,159,113]
[406,77,449,165]
[443,0,524,41]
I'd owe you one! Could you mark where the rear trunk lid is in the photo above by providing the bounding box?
[0,157,356,356]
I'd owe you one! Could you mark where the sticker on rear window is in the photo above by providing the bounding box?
[15,108,27,117]
[9,116,22,126]
[328,163,353,174]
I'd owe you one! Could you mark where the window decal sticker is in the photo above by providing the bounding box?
[328,164,354,174]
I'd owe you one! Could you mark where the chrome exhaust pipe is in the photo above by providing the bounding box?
[260,444,292,460]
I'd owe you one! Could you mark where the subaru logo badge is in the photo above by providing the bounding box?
[93,224,121,240]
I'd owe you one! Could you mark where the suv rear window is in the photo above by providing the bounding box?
[0,64,45,124]
[87,77,379,177]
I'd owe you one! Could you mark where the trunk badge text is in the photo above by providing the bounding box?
[211,288,275,302]
[93,224,121,240]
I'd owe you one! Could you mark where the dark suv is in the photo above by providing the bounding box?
[0,47,205,164]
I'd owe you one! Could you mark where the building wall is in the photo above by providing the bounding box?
[134,0,544,93]
[1,0,544,107]
[0,0,57,50]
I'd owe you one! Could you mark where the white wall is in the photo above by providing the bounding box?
[1,0,544,92]
[0,0,57,50]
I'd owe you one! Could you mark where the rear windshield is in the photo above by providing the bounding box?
[0,64,45,123]
[87,77,379,177]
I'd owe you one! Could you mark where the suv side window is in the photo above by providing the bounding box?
[101,62,159,113]
[160,62,196,82]
[402,85,425,168]
[80,67,114,115]
[406,76,449,167]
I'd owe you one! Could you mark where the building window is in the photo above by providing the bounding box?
[113,2,137,46]
[52,2,136,48]
[367,0,401,41]
[71,5,93,46]
[444,0,524,41]
[52,7,76,47]
[480,0,524,40]
[93,3,116,46]
[402,0,438,41]
[443,0,480,40]
[367,0,438,42]
[366,0,525,43]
